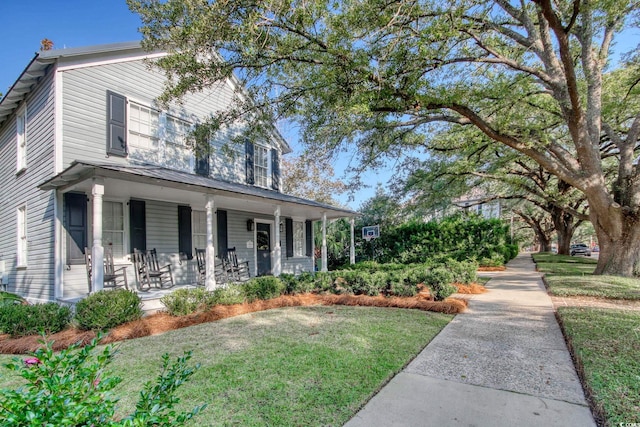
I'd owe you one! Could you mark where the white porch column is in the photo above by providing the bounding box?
[91,179,104,293]
[321,212,328,272]
[273,205,282,276]
[350,217,356,265]
[205,195,217,291]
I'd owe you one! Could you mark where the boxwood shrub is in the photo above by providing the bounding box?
[75,289,143,331]
[242,277,285,302]
[0,302,72,337]
[424,267,457,301]
[161,288,217,316]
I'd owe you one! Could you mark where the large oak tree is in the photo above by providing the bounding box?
[129,0,640,275]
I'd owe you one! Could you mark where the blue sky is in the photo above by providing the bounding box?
[0,0,383,210]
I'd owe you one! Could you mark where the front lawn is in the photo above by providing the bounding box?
[558,307,640,425]
[532,253,640,300]
[0,306,451,426]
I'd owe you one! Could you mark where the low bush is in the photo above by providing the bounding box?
[0,336,205,426]
[75,289,143,331]
[0,291,26,307]
[424,267,457,301]
[447,259,479,284]
[0,303,72,337]
[161,288,217,316]
[242,277,285,302]
[211,284,247,305]
[314,272,334,293]
[479,253,505,267]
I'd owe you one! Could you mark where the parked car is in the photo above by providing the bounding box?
[570,243,592,257]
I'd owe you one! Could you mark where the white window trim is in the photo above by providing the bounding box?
[17,205,27,268]
[16,104,27,173]
[127,100,160,150]
[164,113,192,147]
[102,199,127,259]
[192,209,207,253]
[87,197,130,262]
[254,144,271,189]
[292,220,306,258]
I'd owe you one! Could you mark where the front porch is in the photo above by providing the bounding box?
[40,161,356,300]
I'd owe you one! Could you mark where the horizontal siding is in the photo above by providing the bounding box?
[61,60,264,183]
[226,210,257,276]
[0,66,57,302]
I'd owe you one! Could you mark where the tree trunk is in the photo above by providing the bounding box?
[551,208,581,256]
[532,226,552,253]
[592,210,640,276]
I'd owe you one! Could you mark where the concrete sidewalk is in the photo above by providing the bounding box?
[345,254,596,427]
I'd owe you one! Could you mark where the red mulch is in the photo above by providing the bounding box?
[0,293,469,355]
[453,282,488,294]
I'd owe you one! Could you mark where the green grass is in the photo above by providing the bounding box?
[558,307,640,425]
[532,252,640,300]
[0,306,451,426]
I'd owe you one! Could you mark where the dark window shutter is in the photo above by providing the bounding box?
[129,199,146,252]
[245,140,254,185]
[178,205,193,259]
[64,193,87,265]
[271,148,280,191]
[216,209,228,257]
[195,152,210,176]
[285,218,293,258]
[305,220,313,257]
[106,91,127,156]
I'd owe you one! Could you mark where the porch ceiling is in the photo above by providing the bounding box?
[39,161,357,220]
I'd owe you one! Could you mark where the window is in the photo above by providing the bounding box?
[192,210,207,251]
[103,201,125,258]
[254,145,269,187]
[128,102,159,149]
[17,206,27,266]
[293,221,305,257]
[16,106,27,171]
[165,115,191,146]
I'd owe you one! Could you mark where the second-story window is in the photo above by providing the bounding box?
[16,106,27,172]
[165,115,190,146]
[129,102,159,150]
[254,145,269,188]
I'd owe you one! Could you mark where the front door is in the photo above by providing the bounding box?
[256,222,272,276]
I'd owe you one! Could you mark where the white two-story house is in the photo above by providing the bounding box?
[0,41,355,303]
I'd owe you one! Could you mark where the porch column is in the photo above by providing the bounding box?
[350,217,356,265]
[91,179,104,293]
[321,212,328,272]
[273,205,282,276]
[205,195,217,291]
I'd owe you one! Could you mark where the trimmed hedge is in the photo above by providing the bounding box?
[75,289,143,331]
[0,303,72,337]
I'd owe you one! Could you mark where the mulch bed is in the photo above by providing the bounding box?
[0,285,487,355]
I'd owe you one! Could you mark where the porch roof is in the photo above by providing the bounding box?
[39,161,357,220]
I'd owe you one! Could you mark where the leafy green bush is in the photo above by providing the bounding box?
[161,288,217,316]
[211,284,246,305]
[447,259,479,284]
[479,253,506,267]
[75,289,142,331]
[313,272,334,293]
[0,291,26,307]
[424,267,457,301]
[0,303,71,337]
[0,336,205,426]
[242,277,285,302]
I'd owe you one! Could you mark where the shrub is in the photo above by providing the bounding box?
[242,277,285,302]
[0,336,205,426]
[0,291,26,307]
[75,289,142,331]
[387,271,418,297]
[479,253,505,267]
[447,259,479,284]
[424,267,457,301]
[161,288,217,316]
[313,272,334,293]
[0,303,71,337]
[211,284,246,305]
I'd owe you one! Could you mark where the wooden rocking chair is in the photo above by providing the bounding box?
[224,247,251,282]
[132,248,174,291]
[195,248,231,286]
[85,247,128,292]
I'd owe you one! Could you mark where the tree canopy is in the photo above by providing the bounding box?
[129,0,640,275]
